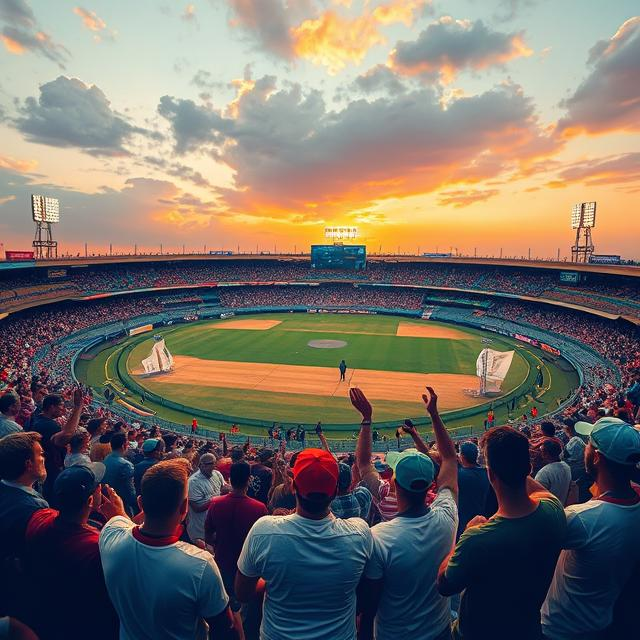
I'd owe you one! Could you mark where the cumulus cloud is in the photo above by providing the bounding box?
[437,188,500,208]
[13,76,154,156]
[226,0,427,72]
[73,6,116,42]
[0,0,69,67]
[353,64,408,94]
[390,16,532,83]
[159,76,556,220]
[557,17,640,137]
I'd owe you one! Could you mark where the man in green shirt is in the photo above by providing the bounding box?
[437,426,566,640]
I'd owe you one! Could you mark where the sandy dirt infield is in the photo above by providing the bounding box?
[396,322,473,340]
[140,356,481,409]
[213,319,282,330]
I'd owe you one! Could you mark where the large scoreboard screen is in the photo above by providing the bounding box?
[311,245,366,270]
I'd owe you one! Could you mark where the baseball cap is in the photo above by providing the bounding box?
[460,442,479,464]
[142,438,161,454]
[53,463,105,508]
[293,448,339,497]
[386,448,435,492]
[575,417,640,466]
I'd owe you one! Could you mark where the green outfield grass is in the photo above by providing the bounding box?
[72,312,586,435]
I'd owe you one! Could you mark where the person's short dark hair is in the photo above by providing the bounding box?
[540,421,555,437]
[110,432,127,451]
[297,492,333,515]
[230,461,251,488]
[163,434,178,449]
[0,391,19,414]
[86,417,106,436]
[541,438,562,459]
[0,432,42,481]
[69,430,88,451]
[42,394,64,412]
[230,446,244,462]
[141,458,190,519]
[395,482,428,508]
[481,426,531,488]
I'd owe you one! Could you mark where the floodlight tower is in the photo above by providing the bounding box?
[31,195,60,259]
[570,202,596,263]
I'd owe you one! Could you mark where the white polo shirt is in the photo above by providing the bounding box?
[542,496,640,638]
[365,488,458,640]
[187,469,224,542]
[238,512,373,640]
[99,516,228,640]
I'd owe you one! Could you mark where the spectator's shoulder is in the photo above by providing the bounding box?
[340,515,372,539]
[99,516,133,547]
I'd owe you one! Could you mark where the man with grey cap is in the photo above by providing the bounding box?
[187,452,225,543]
[23,462,120,640]
[359,387,458,640]
[542,417,640,639]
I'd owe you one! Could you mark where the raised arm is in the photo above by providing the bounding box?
[422,387,458,500]
[351,388,373,474]
[52,387,84,446]
[400,420,429,455]
[317,431,331,453]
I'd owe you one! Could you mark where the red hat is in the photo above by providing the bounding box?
[293,449,339,497]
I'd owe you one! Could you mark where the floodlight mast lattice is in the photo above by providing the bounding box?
[570,202,596,263]
[31,195,59,259]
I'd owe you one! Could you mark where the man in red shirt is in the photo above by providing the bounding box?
[23,463,119,640]
[205,461,267,617]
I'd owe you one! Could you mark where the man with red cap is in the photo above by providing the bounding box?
[235,445,373,640]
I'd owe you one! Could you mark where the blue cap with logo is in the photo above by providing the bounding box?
[575,417,640,466]
[385,448,435,492]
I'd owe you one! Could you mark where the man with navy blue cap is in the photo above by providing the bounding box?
[542,417,640,639]
[359,387,459,640]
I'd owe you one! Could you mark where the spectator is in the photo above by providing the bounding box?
[562,420,591,503]
[247,449,274,506]
[438,426,567,640]
[267,453,297,513]
[456,441,493,538]
[90,431,112,462]
[22,464,119,640]
[330,462,372,521]
[235,446,373,640]
[86,417,107,447]
[134,438,165,495]
[360,387,458,640]
[99,459,238,640]
[64,428,91,468]
[0,391,21,438]
[32,389,84,499]
[535,439,572,504]
[102,432,137,515]
[187,453,225,544]
[205,461,267,629]
[542,417,640,639]
[0,432,48,618]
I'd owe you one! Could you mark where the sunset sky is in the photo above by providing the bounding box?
[0,0,639,259]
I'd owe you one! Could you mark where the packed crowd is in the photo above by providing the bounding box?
[1,374,639,640]
[1,260,639,317]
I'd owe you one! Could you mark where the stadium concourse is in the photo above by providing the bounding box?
[0,258,640,639]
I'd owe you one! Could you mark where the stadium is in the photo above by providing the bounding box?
[2,3,640,640]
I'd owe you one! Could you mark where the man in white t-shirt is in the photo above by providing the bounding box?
[542,417,640,639]
[99,458,238,640]
[187,453,225,543]
[534,439,572,504]
[360,387,458,640]
[235,445,373,640]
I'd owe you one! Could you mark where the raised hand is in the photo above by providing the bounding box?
[421,386,438,415]
[349,387,372,422]
[98,484,128,520]
[73,386,84,409]
[400,419,417,435]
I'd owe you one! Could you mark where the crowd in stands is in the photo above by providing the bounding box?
[2,260,639,317]
[1,371,639,639]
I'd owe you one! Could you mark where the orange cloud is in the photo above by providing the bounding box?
[73,7,106,32]
[292,1,427,73]
[1,34,25,54]
[0,154,38,173]
[437,188,500,208]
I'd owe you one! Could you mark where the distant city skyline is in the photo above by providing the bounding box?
[1,1,639,259]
